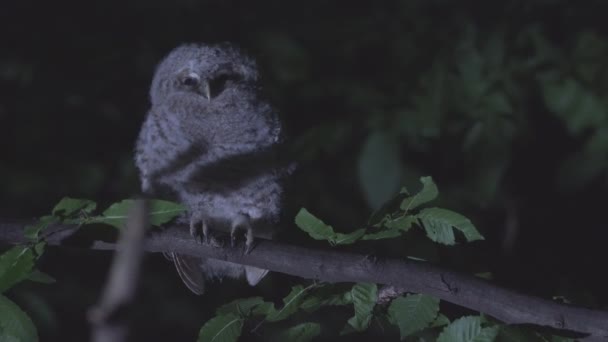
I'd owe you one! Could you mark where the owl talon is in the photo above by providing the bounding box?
[244,227,254,255]
[230,233,237,248]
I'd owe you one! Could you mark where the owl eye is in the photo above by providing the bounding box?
[181,74,200,87]
[208,73,241,98]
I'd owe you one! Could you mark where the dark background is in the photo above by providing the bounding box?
[1,0,608,340]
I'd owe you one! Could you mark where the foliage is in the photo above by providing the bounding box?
[0,198,184,341]
[296,177,483,246]
[2,1,608,340]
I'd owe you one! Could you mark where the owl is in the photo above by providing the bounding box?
[134,43,285,294]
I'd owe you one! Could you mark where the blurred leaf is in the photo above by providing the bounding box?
[26,270,55,284]
[417,208,484,245]
[95,199,186,229]
[400,176,439,211]
[541,78,606,135]
[51,197,96,217]
[437,316,498,342]
[358,131,404,209]
[0,295,38,342]
[272,322,320,342]
[0,247,35,293]
[198,313,242,342]
[387,294,440,339]
[344,283,377,332]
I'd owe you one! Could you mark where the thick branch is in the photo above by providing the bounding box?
[1,220,607,340]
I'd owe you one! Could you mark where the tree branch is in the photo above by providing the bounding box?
[1,220,607,340]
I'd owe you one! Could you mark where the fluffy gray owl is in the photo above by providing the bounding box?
[135,43,285,294]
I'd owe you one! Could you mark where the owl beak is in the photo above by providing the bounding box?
[203,81,211,101]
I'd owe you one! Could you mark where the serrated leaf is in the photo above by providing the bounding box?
[361,229,402,240]
[216,297,265,317]
[0,247,35,293]
[33,242,45,258]
[266,285,310,322]
[345,283,377,332]
[26,270,56,284]
[52,197,96,217]
[417,208,483,245]
[400,177,439,211]
[295,209,364,245]
[388,294,440,339]
[23,215,58,241]
[273,322,321,342]
[300,286,352,313]
[384,215,416,231]
[437,316,498,342]
[96,199,186,229]
[363,215,415,240]
[0,295,38,342]
[333,229,366,245]
[295,208,336,241]
[430,313,450,328]
[198,313,243,342]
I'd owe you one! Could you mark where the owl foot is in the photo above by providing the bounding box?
[190,213,223,247]
[231,214,255,254]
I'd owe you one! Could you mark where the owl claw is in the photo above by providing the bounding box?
[244,227,255,254]
[190,214,221,246]
[189,216,203,244]
[231,214,255,253]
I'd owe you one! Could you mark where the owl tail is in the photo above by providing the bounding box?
[167,253,269,295]
[168,253,206,295]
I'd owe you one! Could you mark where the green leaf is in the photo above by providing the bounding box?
[295,209,364,245]
[387,294,440,339]
[437,316,498,342]
[52,197,96,217]
[23,215,58,241]
[430,313,450,328]
[300,286,352,312]
[361,229,402,241]
[26,270,55,284]
[0,247,36,293]
[417,208,484,245]
[362,215,416,241]
[273,322,321,342]
[216,297,265,317]
[333,229,366,245]
[0,295,38,342]
[95,199,186,229]
[384,215,416,231]
[400,177,439,211]
[295,208,335,241]
[345,283,377,332]
[497,325,545,342]
[198,313,243,342]
[358,131,405,209]
[266,285,311,322]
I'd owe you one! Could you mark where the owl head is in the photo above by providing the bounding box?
[149,43,259,106]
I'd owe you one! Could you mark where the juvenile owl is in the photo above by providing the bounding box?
[135,43,285,294]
